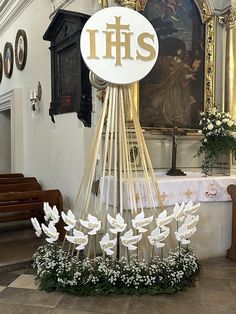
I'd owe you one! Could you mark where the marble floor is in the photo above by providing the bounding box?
[1,224,236,313]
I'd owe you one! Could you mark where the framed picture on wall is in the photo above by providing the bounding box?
[15,29,27,71]
[3,42,14,78]
[0,53,2,84]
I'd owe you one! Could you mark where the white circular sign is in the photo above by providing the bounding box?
[80,7,159,84]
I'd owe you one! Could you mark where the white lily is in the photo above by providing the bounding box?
[80,214,101,235]
[183,201,200,216]
[132,212,153,233]
[41,221,59,243]
[184,214,199,230]
[173,202,185,222]
[31,217,42,237]
[156,210,173,228]
[107,213,127,234]
[61,209,77,231]
[121,229,142,251]
[175,223,197,245]
[65,229,88,251]
[99,233,117,256]
[148,226,170,248]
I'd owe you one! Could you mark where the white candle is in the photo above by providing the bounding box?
[30,89,33,100]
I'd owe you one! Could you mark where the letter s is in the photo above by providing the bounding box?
[136,32,156,61]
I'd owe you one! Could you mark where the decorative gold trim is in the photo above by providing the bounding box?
[219,8,236,30]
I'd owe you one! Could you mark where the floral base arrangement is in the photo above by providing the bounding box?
[33,244,199,295]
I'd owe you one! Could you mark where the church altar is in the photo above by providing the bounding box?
[103,172,236,208]
[103,173,234,260]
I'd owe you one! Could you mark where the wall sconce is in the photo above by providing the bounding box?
[30,82,42,111]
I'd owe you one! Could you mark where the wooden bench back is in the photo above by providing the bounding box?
[227,184,236,261]
[0,173,24,178]
[0,177,38,185]
[0,182,41,193]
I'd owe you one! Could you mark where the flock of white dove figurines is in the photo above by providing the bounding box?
[31,200,200,260]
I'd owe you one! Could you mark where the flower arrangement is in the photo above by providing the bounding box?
[196,107,236,175]
[32,201,200,295]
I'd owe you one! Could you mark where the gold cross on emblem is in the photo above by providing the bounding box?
[160,192,169,203]
[184,189,193,198]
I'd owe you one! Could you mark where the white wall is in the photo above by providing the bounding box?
[0,110,11,173]
[0,0,99,208]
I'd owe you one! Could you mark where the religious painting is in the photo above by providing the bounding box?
[0,53,2,84]
[3,42,13,78]
[15,29,27,71]
[139,0,205,128]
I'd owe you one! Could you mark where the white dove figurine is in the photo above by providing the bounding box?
[99,233,117,256]
[183,201,200,216]
[121,229,142,250]
[61,210,77,231]
[65,229,88,251]
[51,205,60,224]
[31,217,42,237]
[43,202,52,221]
[80,214,101,235]
[156,210,173,228]
[132,212,153,233]
[41,221,59,243]
[148,226,170,248]
[107,213,127,234]
[184,214,199,230]
[175,223,197,245]
[172,202,185,222]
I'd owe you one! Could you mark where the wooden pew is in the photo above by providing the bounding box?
[0,182,41,193]
[0,173,24,178]
[0,190,65,241]
[0,177,38,185]
[227,184,236,261]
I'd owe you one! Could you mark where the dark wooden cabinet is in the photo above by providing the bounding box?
[43,9,92,126]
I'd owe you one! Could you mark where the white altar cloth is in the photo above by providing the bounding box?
[103,172,236,209]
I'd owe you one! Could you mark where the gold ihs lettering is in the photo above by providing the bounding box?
[87,29,99,59]
[136,32,156,61]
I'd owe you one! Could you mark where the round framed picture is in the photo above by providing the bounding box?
[0,53,3,84]
[15,29,27,71]
[3,42,14,78]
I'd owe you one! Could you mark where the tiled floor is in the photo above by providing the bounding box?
[0,257,236,314]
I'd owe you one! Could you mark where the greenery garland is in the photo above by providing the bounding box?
[33,244,199,295]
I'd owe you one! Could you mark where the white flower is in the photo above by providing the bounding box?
[210,107,217,115]
[148,226,169,248]
[156,210,173,228]
[61,210,77,231]
[31,217,42,237]
[80,214,101,235]
[121,229,142,250]
[41,222,59,243]
[99,233,117,256]
[198,130,202,134]
[43,202,52,221]
[227,120,234,127]
[207,123,214,130]
[65,229,88,251]
[175,223,197,245]
[222,118,229,123]
[132,212,153,233]
[203,138,208,142]
[107,213,127,234]
[51,205,60,224]
[216,120,222,126]
[173,202,185,222]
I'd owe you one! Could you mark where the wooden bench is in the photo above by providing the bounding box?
[227,184,236,261]
[0,190,65,241]
[0,173,24,178]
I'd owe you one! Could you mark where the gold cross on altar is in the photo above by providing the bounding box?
[160,192,169,203]
[184,189,193,198]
